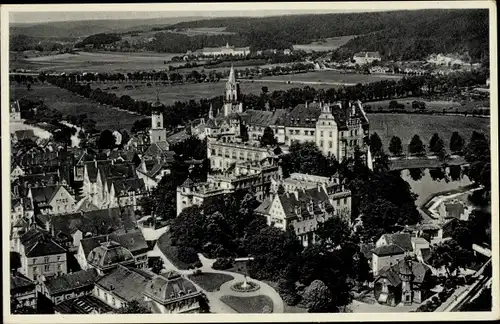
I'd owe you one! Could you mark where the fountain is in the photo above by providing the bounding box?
[230,275,260,293]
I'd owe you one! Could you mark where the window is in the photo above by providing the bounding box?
[320,131,324,137]
[44,264,50,272]
[343,197,347,204]
[289,130,293,135]
[33,266,37,273]
[329,141,332,148]
[320,140,324,147]
[157,122,161,127]
[310,131,315,136]
[295,130,300,135]
[329,131,333,137]
[304,130,309,136]
[44,257,49,263]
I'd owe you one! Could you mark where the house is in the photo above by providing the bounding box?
[46,206,137,251]
[19,229,68,281]
[374,258,431,307]
[439,199,472,221]
[76,231,149,270]
[13,130,37,142]
[353,51,381,65]
[27,184,76,215]
[54,295,114,314]
[11,271,37,310]
[255,182,351,247]
[10,197,34,226]
[136,158,173,190]
[87,241,136,275]
[373,233,414,276]
[144,270,203,314]
[93,264,153,310]
[40,268,99,305]
[411,237,430,253]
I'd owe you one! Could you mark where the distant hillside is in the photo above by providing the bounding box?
[339,9,489,61]
[167,9,489,60]
[10,16,211,39]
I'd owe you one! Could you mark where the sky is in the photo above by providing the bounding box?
[9,6,399,24]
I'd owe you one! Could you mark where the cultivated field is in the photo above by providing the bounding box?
[292,35,357,52]
[258,70,403,85]
[368,113,490,150]
[365,97,490,114]
[11,51,185,73]
[10,84,144,131]
[89,80,334,106]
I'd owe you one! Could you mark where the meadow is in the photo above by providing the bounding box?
[258,70,403,85]
[292,35,357,52]
[10,84,144,131]
[368,113,490,151]
[365,97,490,114]
[89,80,334,106]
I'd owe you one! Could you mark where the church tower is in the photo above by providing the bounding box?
[150,95,167,144]
[223,65,244,117]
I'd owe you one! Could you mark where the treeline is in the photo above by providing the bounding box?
[75,33,121,48]
[145,32,251,53]
[10,34,67,52]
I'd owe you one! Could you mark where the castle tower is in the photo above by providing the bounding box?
[223,65,243,116]
[150,95,167,144]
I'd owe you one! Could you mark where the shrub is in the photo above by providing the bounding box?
[177,246,199,264]
[262,305,272,313]
[194,261,203,268]
[212,257,234,270]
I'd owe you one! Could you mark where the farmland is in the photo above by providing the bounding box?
[257,70,403,85]
[11,51,186,73]
[292,35,357,52]
[364,97,490,114]
[88,80,334,106]
[10,84,144,131]
[368,113,490,150]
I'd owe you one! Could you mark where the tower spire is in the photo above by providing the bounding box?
[228,65,236,84]
[209,103,214,119]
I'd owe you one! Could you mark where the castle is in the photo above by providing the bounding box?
[177,65,370,216]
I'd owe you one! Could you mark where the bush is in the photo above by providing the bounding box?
[262,305,272,313]
[194,261,203,268]
[177,246,199,264]
[212,258,234,270]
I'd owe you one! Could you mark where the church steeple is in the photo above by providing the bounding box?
[225,65,239,103]
[228,64,236,85]
[209,103,214,119]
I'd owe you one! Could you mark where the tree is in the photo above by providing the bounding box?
[427,240,474,278]
[302,280,334,313]
[450,132,464,154]
[315,217,351,251]
[260,126,277,147]
[97,129,116,149]
[150,258,164,274]
[409,134,425,156]
[429,133,441,153]
[464,131,490,188]
[435,138,450,165]
[369,132,383,156]
[116,300,150,314]
[389,136,403,156]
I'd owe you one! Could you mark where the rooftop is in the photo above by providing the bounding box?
[95,265,151,303]
[44,268,98,295]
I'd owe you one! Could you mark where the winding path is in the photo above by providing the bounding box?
[148,245,284,313]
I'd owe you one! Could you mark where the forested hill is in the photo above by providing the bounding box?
[339,10,489,61]
[167,9,489,61]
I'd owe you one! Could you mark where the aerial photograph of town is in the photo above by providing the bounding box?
[4,2,495,318]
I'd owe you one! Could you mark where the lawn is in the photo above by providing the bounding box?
[156,231,200,270]
[10,83,144,131]
[188,273,234,292]
[220,295,274,313]
[367,113,490,152]
[364,97,489,114]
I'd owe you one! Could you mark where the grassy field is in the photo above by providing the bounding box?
[293,35,357,52]
[220,295,274,313]
[259,70,403,85]
[188,273,234,292]
[10,84,144,131]
[368,113,490,151]
[11,51,185,73]
[89,80,334,106]
[365,97,490,114]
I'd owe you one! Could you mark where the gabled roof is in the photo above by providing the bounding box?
[95,265,151,303]
[51,206,137,238]
[25,237,66,258]
[108,231,148,256]
[110,178,145,194]
[14,130,36,141]
[11,272,35,291]
[29,185,63,204]
[277,186,334,219]
[255,197,273,215]
[380,233,413,252]
[79,235,109,258]
[372,244,405,257]
[376,259,430,286]
[44,268,98,295]
[87,241,134,269]
[240,109,288,126]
